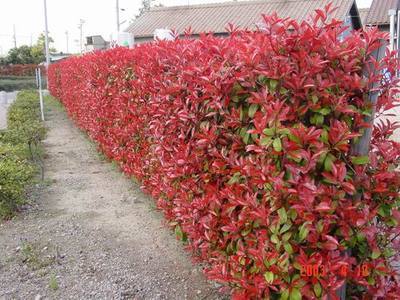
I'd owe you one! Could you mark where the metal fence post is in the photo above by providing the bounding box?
[38,68,45,121]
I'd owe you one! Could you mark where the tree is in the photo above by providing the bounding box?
[2,33,56,65]
[136,0,161,18]
[30,33,56,63]
[6,46,36,64]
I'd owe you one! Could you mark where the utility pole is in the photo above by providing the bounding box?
[389,9,396,51]
[78,19,85,53]
[12,24,17,48]
[116,0,120,32]
[65,30,69,53]
[43,0,50,68]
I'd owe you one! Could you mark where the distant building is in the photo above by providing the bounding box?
[363,0,400,54]
[124,0,362,44]
[364,0,400,32]
[50,53,72,63]
[85,35,110,52]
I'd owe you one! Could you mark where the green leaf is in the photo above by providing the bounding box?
[280,87,289,95]
[288,133,301,144]
[269,79,279,91]
[288,209,297,221]
[278,207,287,224]
[232,82,243,93]
[264,271,274,284]
[271,234,279,244]
[324,153,335,172]
[242,132,250,144]
[227,172,241,185]
[278,128,290,136]
[351,155,370,165]
[232,95,239,103]
[281,289,290,300]
[263,127,275,136]
[241,227,252,236]
[378,204,391,217]
[273,138,282,152]
[320,128,329,143]
[371,249,381,259]
[260,136,272,147]
[313,282,322,297]
[280,223,292,234]
[248,104,258,118]
[383,247,395,258]
[311,95,319,104]
[175,225,186,241]
[362,107,372,116]
[282,232,292,242]
[249,264,259,274]
[298,222,309,242]
[290,288,302,300]
[310,114,324,126]
[316,107,331,116]
[283,242,293,254]
[257,75,268,86]
[239,106,244,121]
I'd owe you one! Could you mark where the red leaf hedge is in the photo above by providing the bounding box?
[49,9,400,299]
[0,64,43,76]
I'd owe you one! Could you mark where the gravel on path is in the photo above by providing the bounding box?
[0,100,225,300]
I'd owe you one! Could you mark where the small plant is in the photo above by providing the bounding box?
[49,273,59,291]
[0,90,46,219]
[19,240,55,270]
[21,241,40,269]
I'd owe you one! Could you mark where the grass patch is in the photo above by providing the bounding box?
[44,94,64,112]
[0,77,37,92]
[0,90,46,219]
[19,240,55,270]
[49,273,59,291]
[0,75,36,81]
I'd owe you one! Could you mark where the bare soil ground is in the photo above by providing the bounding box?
[0,100,224,300]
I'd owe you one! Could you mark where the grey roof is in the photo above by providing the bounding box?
[126,0,356,38]
[365,0,400,26]
[358,8,369,25]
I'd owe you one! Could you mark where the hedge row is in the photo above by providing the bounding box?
[49,9,400,299]
[0,64,44,77]
[0,91,46,218]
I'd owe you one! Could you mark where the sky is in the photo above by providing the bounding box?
[0,0,374,56]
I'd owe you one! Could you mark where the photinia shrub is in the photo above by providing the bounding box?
[49,6,400,299]
[0,64,44,76]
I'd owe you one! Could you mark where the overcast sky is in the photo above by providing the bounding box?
[0,0,373,55]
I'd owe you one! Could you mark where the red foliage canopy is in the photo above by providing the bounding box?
[49,8,400,299]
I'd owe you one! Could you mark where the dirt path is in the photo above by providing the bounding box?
[0,100,223,300]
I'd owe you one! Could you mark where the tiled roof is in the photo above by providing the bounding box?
[358,8,370,25]
[125,0,356,38]
[365,0,400,26]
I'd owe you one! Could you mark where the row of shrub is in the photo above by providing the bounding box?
[48,8,400,299]
[0,91,46,219]
[0,64,44,77]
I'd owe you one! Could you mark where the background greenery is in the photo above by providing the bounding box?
[0,34,56,65]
